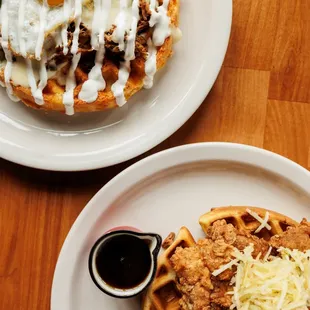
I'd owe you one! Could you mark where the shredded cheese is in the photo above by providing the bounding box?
[246,208,272,233]
[213,245,310,310]
[212,259,239,277]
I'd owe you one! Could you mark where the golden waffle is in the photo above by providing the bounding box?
[0,0,180,113]
[143,207,299,310]
[142,227,196,310]
[199,206,298,239]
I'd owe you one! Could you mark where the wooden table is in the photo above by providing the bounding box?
[1,1,310,309]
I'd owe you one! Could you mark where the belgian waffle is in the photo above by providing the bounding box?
[143,207,299,310]
[199,206,298,239]
[0,0,180,115]
[142,227,196,310]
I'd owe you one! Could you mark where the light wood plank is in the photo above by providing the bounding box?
[264,100,310,169]
[170,68,270,147]
[225,0,280,70]
[269,0,310,103]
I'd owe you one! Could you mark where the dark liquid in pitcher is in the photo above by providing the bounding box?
[95,234,152,289]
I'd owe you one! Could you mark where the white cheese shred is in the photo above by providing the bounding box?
[246,208,272,233]
[212,259,239,277]
[213,245,310,310]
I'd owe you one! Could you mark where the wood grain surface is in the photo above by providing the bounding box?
[1,1,310,309]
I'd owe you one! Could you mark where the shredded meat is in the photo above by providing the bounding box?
[138,0,151,34]
[270,218,310,251]
[49,0,151,70]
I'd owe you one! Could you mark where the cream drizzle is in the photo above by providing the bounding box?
[111,0,139,106]
[62,0,72,55]
[63,0,83,115]
[79,0,111,103]
[0,0,174,113]
[35,56,48,104]
[90,0,107,49]
[35,0,49,60]
[71,0,83,55]
[143,38,157,89]
[143,0,171,88]
[112,0,128,52]
[149,0,171,47]
[26,57,48,105]
[21,0,50,105]
[63,53,81,115]
[0,0,19,101]
[18,0,27,57]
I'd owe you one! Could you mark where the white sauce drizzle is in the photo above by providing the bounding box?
[18,0,27,57]
[143,38,157,89]
[0,0,19,101]
[63,53,81,115]
[35,0,49,60]
[63,0,83,115]
[26,55,48,105]
[79,0,111,103]
[61,0,72,55]
[71,0,83,55]
[90,0,106,49]
[111,60,130,106]
[149,0,171,46]
[111,0,139,106]
[143,0,171,89]
[0,0,174,113]
[112,0,128,52]
[35,55,48,105]
[125,0,139,61]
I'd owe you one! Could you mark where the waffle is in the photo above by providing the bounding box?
[199,206,298,239]
[0,0,180,114]
[143,206,299,310]
[142,227,196,310]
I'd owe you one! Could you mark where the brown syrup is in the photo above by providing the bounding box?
[95,234,152,289]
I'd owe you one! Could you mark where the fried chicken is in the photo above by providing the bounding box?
[270,218,310,252]
[170,246,213,310]
[170,219,310,310]
[201,220,269,280]
[210,280,232,308]
[170,220,269,309]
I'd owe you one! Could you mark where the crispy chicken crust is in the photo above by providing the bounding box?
[170,219,310,310]
[270,218,310,251]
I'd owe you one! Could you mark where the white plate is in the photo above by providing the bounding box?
[0,0,232,171]
[51,142,310,310]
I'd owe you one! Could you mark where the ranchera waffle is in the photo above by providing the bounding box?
[142,206,303,310]
[0,0,181,115]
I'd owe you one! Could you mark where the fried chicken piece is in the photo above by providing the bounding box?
[170,246,213,310]
[170,220,271,310]
[201,220,269,280]
[270,219,310,252]
[210,280,232,308]
[234,229,270,258]
[199,238,235,281]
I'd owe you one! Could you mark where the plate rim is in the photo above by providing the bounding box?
[0,0,233,171]
[51,142,310,309]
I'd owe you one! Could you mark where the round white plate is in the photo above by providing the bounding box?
[51,142,310,310]
[0,0,232,171]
